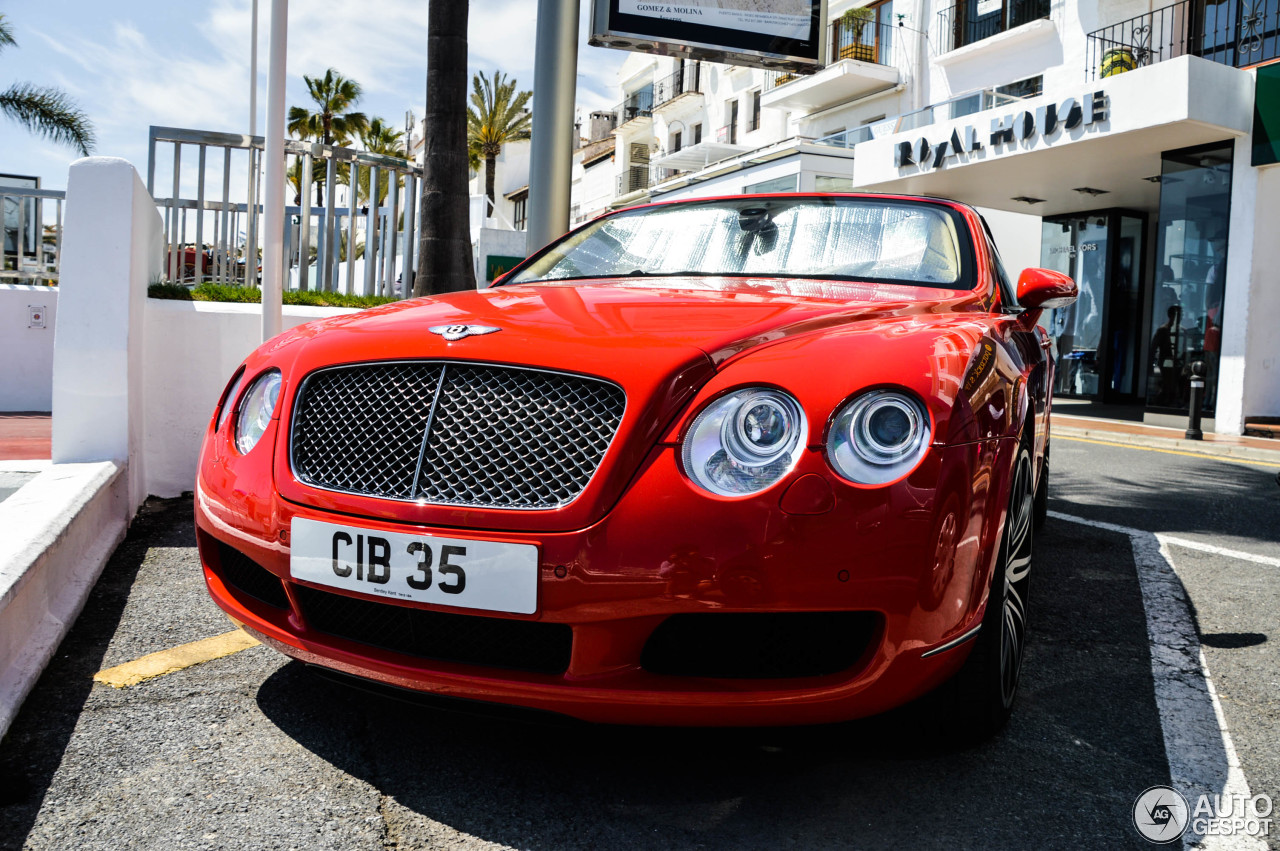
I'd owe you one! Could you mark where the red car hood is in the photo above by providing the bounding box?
[292,277,986,366]
[272,278,987,532]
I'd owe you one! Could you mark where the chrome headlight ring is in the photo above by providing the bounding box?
[826,389,931,485]
[682,387,808,497]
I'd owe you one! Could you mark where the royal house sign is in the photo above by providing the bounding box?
[894,91,1110,170]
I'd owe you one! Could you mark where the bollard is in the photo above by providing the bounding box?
[1185,360,1206,440]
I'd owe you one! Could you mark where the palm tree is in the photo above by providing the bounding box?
[357,117,406,206]
[0,15,94,156]
[288,69,368,208]
[467,71,532,218]
[287,68,368,146]
[416,0,476,295]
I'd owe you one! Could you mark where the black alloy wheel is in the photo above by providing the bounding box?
[999,441,1034,709]
[926,433,1036,744]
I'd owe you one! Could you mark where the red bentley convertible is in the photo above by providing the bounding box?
[196,194,1076,737]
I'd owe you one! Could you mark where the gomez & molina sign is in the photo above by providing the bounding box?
[894,91,1110,170]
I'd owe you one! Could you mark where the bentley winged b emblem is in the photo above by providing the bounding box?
[429,324,502,341]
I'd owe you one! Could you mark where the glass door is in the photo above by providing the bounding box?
[1042,217,1108,399]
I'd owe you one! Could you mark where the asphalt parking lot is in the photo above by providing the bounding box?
[1,436,1277,850]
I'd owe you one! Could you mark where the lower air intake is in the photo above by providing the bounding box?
[641,612,880,679]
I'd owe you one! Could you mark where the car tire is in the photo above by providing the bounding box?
[928,432,1035,745]
[1033,442,1049,532]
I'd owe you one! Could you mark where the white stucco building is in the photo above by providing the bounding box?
[568,0,1280,436]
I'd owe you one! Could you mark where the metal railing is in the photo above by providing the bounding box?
[936,0,1051,51]
[615,89,654,125]
[654,63,703,108]
[1086,0,1280,80]
[647,162,687,186]
[1,186,64,285]
[766,20,903,92]
[828,19,902,67]
[764,69,807,91]
[812,84,1036,149]
[147,126,421,298]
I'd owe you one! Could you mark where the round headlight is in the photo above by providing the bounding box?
[235,369,282,455]
[826,390,931,484]
[682,388,807,497]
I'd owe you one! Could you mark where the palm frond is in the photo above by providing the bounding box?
[359,116,405,154]
[287,105,322,140]
[466,69,533,158]
[292,68,366,145]
[0,82,95,155]
[0,15,17,53]
[331,111,369,143]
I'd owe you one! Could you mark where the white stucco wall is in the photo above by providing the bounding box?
[855,57,1255,190]
[1238,164,1280,424]
[52,157,163,512]
[141,300,357,498]
[978,206,1043,280]
[575,158,615,223]
[475,228,530,282]
[0,285,57,412]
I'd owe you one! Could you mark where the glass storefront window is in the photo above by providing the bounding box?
[1041,211,1145,401]
[1146,141,1233,414]
[1043,217,1109,398]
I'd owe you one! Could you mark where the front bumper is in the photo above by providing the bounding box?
[196,440,1011,726]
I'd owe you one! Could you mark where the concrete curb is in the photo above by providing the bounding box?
[0,461,127,739]
[1054,425,1280,466]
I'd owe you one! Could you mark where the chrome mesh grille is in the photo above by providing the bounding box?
[291,363,444,500]
[290,361,625,509]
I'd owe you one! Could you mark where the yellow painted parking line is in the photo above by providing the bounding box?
[1056,434,1280,468]
[93,629,261,688]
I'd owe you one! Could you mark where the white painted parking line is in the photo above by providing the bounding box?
[1049,511,1266,851]
[1157,536,1280,569]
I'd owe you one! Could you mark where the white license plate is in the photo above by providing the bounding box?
[290,517,539,614]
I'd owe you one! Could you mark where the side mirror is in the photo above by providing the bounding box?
[1016,267,1078,310]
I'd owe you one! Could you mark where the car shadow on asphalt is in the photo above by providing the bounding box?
[254,521,1171,849]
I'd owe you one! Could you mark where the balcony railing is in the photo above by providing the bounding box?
[936,0,1051,52]
[648,163,687,186]
[615,90,654,125]
[765,20,901,92]
[654,63,703,108]
[829,19,902,67]
[1086,0,1280,80]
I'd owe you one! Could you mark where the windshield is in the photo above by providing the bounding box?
[509,197,973,290]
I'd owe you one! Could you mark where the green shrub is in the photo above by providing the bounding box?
[147,282,397,309]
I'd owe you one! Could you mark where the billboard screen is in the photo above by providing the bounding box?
[590,0,825,72]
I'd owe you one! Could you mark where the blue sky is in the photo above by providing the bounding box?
[1,0,625,191]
